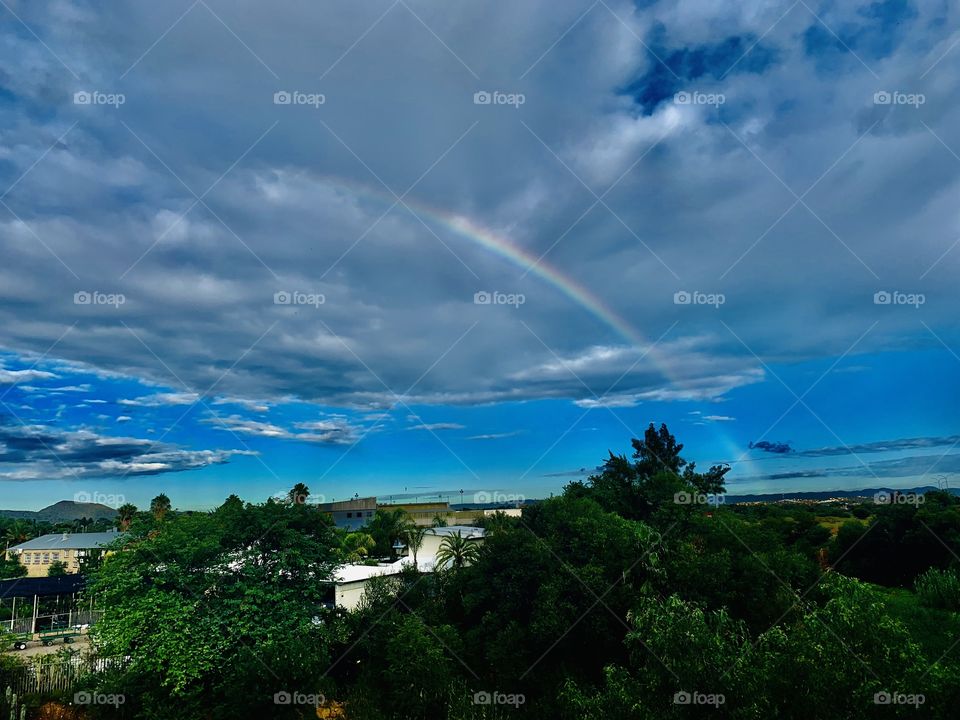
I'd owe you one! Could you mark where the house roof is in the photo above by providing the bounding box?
[0,574,86,599]
[425,525,485,539]
[333,556,435,584]
[8,531,126,552]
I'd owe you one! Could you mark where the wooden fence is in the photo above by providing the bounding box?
[5,655,123,697]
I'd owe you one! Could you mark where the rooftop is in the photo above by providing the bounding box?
[425,525,485,539]
[8,531,126,552]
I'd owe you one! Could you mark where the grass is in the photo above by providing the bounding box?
[816,515,868,536]
[872,584,960,663]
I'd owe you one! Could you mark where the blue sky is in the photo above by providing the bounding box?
[0,0,959,510]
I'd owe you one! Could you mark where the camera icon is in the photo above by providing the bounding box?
[473,91,491,105]
[673,290,691,305]
[873,290,891,305]
[273,691,292,705]
[673,691,692,705]
[474,291,491,305]
[73,91,91,105]
[673,492,691,505]
[473,691,492,705]
[274,291,291,305]
[873,691,891,705]
[74,491,92,503]
[74,291,91,305]
[74,691,92,705]
[873,91,891,105]
[274,91,292,105]
[674,91,691,105]
[474,491,492,503]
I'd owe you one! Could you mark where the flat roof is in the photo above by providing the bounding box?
[333,556,435,584]
[425,525,485,539]
[8,531,126,552]
[0,574,86,599]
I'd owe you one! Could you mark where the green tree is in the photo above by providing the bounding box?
[287,482,310,505]
[116,503,137,531]
[367,508,410,558]
[89,500,347,718]
[47,560,69,576]
[150,493,172,521]
[434,532,479,571]
[403,524,428,567]
[343,531,376,561]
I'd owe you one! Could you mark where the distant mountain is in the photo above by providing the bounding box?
[726,486,960,503]
[0,500,118,521]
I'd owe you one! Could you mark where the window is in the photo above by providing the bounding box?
[346,512,353,518]
[42,553,50,564]
[52,552,60,560]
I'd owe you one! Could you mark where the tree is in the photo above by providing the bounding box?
[343,531,376,561]
[435,532,479,571]
[287,483,310,505]
[403,524,428,567]
[431,514,448,528]
[150,494,172,521]
[89,499,347,718]
[367,508,410,558]
[0,555,26,580]
[116,503,137,531]
[47,560,69,576]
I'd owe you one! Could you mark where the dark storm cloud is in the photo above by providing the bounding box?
[749,440,793,455]
[0,0,956,412]
[0,415,249,480]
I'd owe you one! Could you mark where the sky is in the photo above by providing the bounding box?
[0,0,959,511]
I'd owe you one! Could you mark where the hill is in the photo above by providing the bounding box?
[0,500,118,521]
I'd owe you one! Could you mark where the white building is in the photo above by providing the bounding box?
[330,526,485,611]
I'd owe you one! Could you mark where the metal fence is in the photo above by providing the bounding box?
[5,655,123,697]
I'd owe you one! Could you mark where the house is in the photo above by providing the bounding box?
[5,531,125,577]
[329,526,485,610]
[416,526,485,567]
[315,497,377,530]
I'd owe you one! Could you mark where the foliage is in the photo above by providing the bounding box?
[47,560,69,576]
[915,566,960,611]
[435,533,479,571]
[88,497,349,719]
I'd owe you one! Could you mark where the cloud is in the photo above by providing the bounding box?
[750,440,793,455]
[116,415,132,422]
[0,369,57,384]
[794,435,960,458]
[206,414,363,445]
[704,415,736,422]
[0,417,249,480]
[407,422,466,432]
[119,392,200,407]
[467,431,524,440]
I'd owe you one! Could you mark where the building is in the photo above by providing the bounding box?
[6,531,125,577]
[315,497,377,530]
[377,501,456,527]
[417,526,485,567]
[329,526,485,610]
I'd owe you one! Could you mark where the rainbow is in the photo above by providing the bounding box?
[320,176,647,349]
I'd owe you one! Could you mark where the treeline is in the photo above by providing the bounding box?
[11,424,960,718]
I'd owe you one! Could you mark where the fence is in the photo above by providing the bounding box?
[5,655,124,697]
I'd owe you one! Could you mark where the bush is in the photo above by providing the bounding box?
[915,567,960,611]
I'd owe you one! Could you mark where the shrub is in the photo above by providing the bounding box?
[915,567,960,611]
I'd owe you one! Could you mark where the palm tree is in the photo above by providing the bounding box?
[435,532,479,571]
[369,508,410,558]
[287,483,310,505]
[117,503,137,530]
[431,514,448,528]
[403,524,429,567]
[150,494,172,521]
[343,531,376,561]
